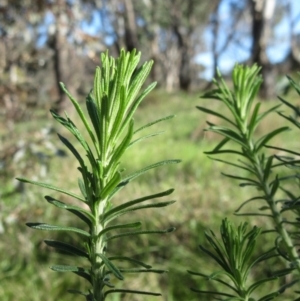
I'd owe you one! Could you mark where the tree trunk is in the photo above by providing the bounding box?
[165,45,180,92]
[149,24,160,83]
[52,0,70,113]
[0,36,6,74]
[173,24,192,91]
[250,0,276,99]
[123,0,138,51]
[287,0,300,66]
[211,2,221,80]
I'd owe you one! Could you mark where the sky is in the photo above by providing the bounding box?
[196,0,300,79]
[37,0,300,80]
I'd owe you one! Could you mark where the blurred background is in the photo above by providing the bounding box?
[1,1,300,300]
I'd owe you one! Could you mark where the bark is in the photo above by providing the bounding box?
[149,24,160,83]
[0,36,6,73]
[123,0,138,51]
[172,24,192,91]
[52,0,69,113]
[287,0,300,66]
[211,1,221,80]
[250,0,276,99]
[165,45,180,92]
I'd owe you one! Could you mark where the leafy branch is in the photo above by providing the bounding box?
[18,49,179,300]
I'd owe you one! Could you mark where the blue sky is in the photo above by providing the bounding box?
[37,1,300,80]
[197,0,300,79]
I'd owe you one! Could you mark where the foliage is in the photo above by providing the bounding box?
[4,53,300,301]
[194,65,300,299]
[189,218,292,300]
[17,49,179,300]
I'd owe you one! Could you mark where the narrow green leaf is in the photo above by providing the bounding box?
[109,256,152,269]
[134,115,175,134]
[255,127,289,152]
[78,178,87,199]
[221,173,259,185]
[57,134,85,167]
[108,119,134,170]
[50,112,89,151]
[45,196,95,225]
[277,279,299,294]
[235,196,266,213]
[44,240,88,258]
[109,50,126,117]
[124,49,139,85]
[118,82,156,138]
[205,148,246,157]
[208,157,255,174]
[255,104,281,125]
[263,156,274,182]
[86,92,101,143]
[252,247,278,266]
[98,222,142,237]
[201,88,224,101]
[51,265,92,283]
[67,289,88,296]
[96,253,124,280]
[104,289,161,298]
[105,201,176,224]
[16,178,85,202]
[108,84,127,143]
[106,227,175,241]
[206,137,230,153]
[187,270,208,277]
[234,212,273,217]
[100,93,109,155]
[26,223,90,237]
[59,83,96,144]
[100,171,121,199]
[247,277,278,296]
[126,61,153,108]
[207,124,248,149]
[51,265,84,272]
[94,65,102,109]
[270,176,279,197]
[265,145,300,157]
[129,131,164,148]
[188,270,238,293]
[199,245,229,273]
[278,92,298,112]
[117,160,180,189]
[208,271,239,292]
[278,111,300,130]
[257,292,280,301]
[190,288,235,298]
[197,106,235,126]
[104,188,174,220]
[119,268,165,274]
[248,102,261,138]
[278,110,300,129]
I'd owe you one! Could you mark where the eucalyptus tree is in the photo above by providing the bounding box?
[104,0,219,91]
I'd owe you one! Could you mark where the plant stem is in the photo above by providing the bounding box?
[91,202,105,301]
[248,144,300,275]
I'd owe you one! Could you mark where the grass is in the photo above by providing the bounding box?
[0,88,298,300]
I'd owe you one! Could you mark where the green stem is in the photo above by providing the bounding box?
[91,200,107,301]
[249,148,300,275]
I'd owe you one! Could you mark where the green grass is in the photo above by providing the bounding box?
[0,88,298,300]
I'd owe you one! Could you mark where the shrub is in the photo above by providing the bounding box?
[18,49,179,300]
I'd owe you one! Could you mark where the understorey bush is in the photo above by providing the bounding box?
[16,50,300,301]
[190,65,300,300]
[18,49,179,300]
